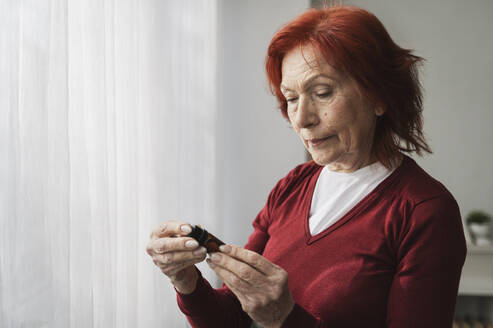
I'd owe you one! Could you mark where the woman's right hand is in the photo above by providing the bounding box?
[146,221,207,294]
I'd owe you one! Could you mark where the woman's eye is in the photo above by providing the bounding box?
[315,90,332,99]
[286,97,298,104]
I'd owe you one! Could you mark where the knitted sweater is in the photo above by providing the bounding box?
[177,155,467,327]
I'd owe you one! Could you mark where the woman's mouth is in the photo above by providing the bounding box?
[308,136,332,147]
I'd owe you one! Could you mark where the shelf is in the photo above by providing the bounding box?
[459,278,493,296]
[460,245,493,296]
[467,245,493,254]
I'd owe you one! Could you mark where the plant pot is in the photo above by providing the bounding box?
[468,223,491,246]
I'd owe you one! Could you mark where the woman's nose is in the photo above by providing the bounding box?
[294,95,318,128]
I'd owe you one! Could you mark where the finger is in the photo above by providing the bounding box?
[153,247,207,266]
[150,220,193,239]
[149,222,168,240]
[162,258,205,277]
[148,236,199,255]
[208,252,264,284]
[146,236,197,256]
[219,244,279,275]
[207,258,251,294]
[204,260,252,311]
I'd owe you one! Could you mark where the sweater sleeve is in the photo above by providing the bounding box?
[280,303,326,327]
[176,268,251,328]
[385,194,467,327]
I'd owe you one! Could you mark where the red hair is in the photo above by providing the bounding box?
[265,6,432,168]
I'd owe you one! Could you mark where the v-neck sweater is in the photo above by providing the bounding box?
[177,155,467,328]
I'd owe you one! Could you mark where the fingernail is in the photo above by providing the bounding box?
[181,225,192,234]
[160,224,167,233]
[185,240,198,249]
[193,247,206,256]
[206,258,216,268]
[219,245,231,253]
[210,253,221,263]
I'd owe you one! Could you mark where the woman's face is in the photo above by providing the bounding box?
[281,45,384,172]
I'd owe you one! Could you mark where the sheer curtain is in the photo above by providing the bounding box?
[0,0,217,327]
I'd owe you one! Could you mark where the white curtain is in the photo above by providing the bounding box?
[0,0,218,327]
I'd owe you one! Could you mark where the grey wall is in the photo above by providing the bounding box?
[346,0,493,241]
[216,0,309,245]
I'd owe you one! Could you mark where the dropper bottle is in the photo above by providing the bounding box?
[187,225,225,253]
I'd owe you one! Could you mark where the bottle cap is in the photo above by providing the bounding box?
[188,225,208,245]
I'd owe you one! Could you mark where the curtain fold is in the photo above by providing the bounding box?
[0,0,218,327]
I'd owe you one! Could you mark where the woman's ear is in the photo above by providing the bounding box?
[374,105,385,116]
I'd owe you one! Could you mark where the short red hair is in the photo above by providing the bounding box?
[266,6,432,168]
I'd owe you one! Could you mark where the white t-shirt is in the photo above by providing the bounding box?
[309,161,395,236]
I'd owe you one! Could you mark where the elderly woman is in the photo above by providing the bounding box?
[146,6,466,328]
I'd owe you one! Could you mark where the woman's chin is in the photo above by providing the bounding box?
[309,152,335,166]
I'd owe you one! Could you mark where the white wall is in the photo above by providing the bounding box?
[216,0,309,246]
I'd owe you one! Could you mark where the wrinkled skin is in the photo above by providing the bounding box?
[281,44,385,172]
[207,244,294,328]
[146,220,206,294]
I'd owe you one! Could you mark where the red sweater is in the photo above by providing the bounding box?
[177,155,467,327]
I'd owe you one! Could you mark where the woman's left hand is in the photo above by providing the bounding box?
[207,244,294,328]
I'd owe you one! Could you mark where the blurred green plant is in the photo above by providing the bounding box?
[466,210,492,225]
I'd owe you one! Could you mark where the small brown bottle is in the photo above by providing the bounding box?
[187,225,225,253]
